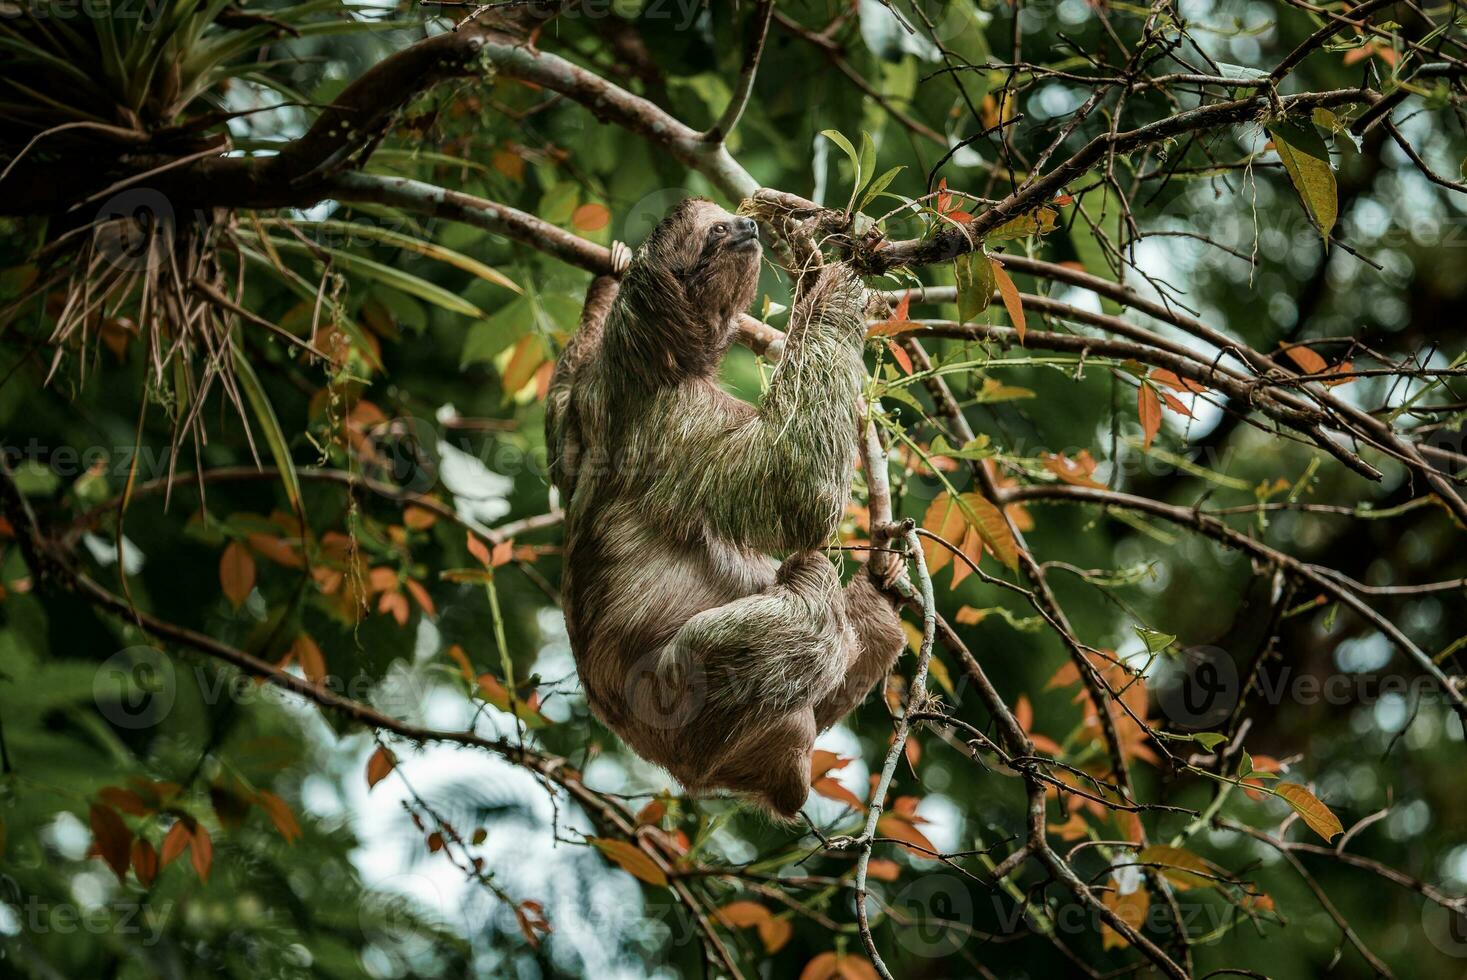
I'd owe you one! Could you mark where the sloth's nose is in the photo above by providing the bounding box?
[731,216,759,242]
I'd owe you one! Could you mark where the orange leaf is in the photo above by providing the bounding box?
[954,605,986,625]
[948,528,983,589]
[799,951,880,980]
[1137,383,1162,450]
[219,541,256,608]
[292,634,328,684]
[247,533,304,569]
[367,746,397,790]
[378,589,410,626]
[1149,368,1205,394]
[990,257,1026,344]
[403,505,439,531]
[866,291,918,339]
[961,492,1021,571]
[160,820,191,867]
[189,823,213,882]
[1275,783,1343,842]
[812,776,865,811]
[1325,360,1356,386]
[368,565,399,593]
[887,341,914,375]
[514,899,552,948]
[1101,881,1149,949]
[99,786,153,816]
[571,202,611,232]
[920,492,965,577]
[467,532,492,567]
[635,800,666,827]
[866,858,901,881]
[1282,344,1329,375]
[1043,451,1105,489]
[255,790,301,844]
[589,837,668,887]
[445,644,476,683]
[89,804,132,882]
[491,147,525,181]
[810,749,851,781]
[716,901,792,953]
[404,578,437,618]
[876,812,937,856]
[502,335,547,397]
[890,291,910,323]
[1159,390,1192,418]
[131,838,159,887]
[490,540,515,567]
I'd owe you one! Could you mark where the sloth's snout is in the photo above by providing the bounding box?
[729,216,760,248]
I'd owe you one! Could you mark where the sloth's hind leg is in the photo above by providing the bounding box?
[813,573,906,729]
[675,551,850,718]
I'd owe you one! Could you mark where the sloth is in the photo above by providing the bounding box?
[545,199,905,817]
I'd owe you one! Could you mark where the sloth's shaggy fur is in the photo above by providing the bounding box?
[546,199,905,817]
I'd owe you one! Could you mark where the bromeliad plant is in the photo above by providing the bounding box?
[0,0,436,490]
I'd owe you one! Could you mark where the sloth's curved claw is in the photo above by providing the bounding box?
[609,240,633,277]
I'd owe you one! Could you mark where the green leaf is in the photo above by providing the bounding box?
[857,131,877,194]
[1267,120,1338,244]
[973,377,1035,403]
[859,166,906,212]
[931,434,995,460]
[953,250,994,323]
[1192,732,1228,751]
[820,129,862,210]
[1132,626,1176,655]
[259,237,485,318]
[261,219,521,294]
[232,348,304,519]
[462,297,531,369]
[538,181,580,227]
[988,208,1057,241]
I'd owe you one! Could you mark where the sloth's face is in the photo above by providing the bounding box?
[646,199,762,321]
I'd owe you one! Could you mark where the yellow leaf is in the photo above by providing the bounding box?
[1137,844,1217,889]
[589,837,668,887]
[957,492,1020,571]
[1276,783,1343,842]
[1266,121,1338,244]
[501,335,547,400]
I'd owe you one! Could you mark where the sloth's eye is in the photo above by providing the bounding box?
[711,223,727,237]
